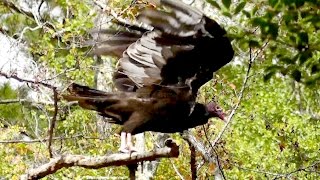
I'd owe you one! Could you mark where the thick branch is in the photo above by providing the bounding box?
[21,141,179,180]
[48,88,58,157]
[182,132,213,163]
[188,141,196,180]
[1,0,33,19]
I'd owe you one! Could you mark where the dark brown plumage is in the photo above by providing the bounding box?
[64,0,233,152]
[63,83,224,134]
[91,0,234,94]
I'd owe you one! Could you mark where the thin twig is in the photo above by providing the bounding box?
[40,68,76,81]
[0,134,103,144]
[0,99,26,104]
[169,159,185,180]
[150,133,184,179]
[0,99,55,107]
[0,71,60,157]
[202,126,226,180]
[92,0,153,31]
[1,0,56,35]
[233,160,320,178]
[0,71,56,89]
[1,0,33,19]
[211,47,253,148]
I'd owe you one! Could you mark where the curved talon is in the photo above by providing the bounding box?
[119,147,130,153]
[119,146,137,153]
[127,146,137,153]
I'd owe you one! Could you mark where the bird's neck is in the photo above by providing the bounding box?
[187,103,211,127]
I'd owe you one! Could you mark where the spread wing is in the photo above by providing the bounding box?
[90,0,234,94]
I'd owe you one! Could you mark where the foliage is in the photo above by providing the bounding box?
[0,83,23,121]
[0,0,319,179]
[217,0,320,85]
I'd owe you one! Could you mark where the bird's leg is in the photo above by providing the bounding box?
[119,132,129,153]
[126,133,137,153]
[119,132,137,153]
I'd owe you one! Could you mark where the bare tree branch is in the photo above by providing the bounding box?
[0,71,56,89]
[0,71,60,158]
[20,140,179,180]
[1,0,57,35]
[202,126,225,180]
[186,140,197,180]
[0,99,26,104]
[0,99,52,107]
[169,159,185,180]
[233,160,320,179]
[182,43,265,179]
[182,132,213,163]
[0,134,103,144]
[48,88,58,158]
[182,132,226,179]
[211,47,253,148]
[181,49,253,178]
[1,0,33,19]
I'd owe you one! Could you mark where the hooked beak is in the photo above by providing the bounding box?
[219,113,226,122]
[217,111,226,122]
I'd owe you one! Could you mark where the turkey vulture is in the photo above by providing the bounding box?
[63,83,225,152]
[64,0,234,152]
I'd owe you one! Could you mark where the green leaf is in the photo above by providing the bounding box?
[207,0,221,10]
[222,11,232,18]
[264,71,275,82]
[279,57,295,64]
[291,69,302,82]
[311,65,320,74]
[222,0,231,9]
[297,32,309,49]
[251,17,268,27]
[248,40,260,48]
[242,10,251,18]
[268,23,279,39]
[299,50,312,65]
[234,2,246,14]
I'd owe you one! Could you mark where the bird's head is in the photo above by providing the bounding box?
[206,101,226,121]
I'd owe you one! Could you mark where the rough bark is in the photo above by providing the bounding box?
[21,140,179,180]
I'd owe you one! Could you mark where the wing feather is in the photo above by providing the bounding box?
[90,0,234,94]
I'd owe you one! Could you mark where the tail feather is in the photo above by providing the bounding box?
[63,83,129,123]
[67,83,109,97]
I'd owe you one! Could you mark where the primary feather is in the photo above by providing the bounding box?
[91,0,234,94]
